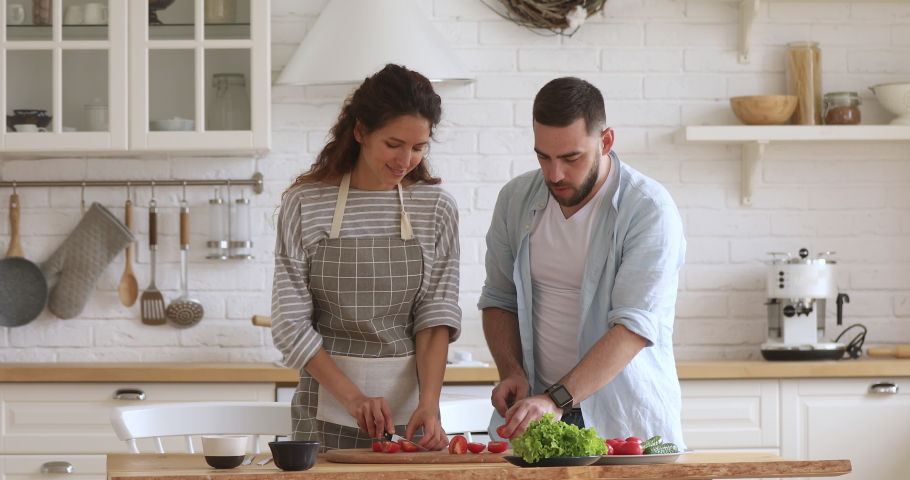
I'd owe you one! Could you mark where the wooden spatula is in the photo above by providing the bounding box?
[118,198,139,307]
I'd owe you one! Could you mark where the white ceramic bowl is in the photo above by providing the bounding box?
[870,82,910,125]
[150,118,195,131]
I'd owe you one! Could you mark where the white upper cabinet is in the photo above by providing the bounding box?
[1,0,270,154]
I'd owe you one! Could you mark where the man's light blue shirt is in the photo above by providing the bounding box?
[478,152,686,447]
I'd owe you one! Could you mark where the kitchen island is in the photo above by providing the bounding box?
[106,452,850,480]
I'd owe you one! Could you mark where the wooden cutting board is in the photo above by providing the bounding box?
[325,448,509,464]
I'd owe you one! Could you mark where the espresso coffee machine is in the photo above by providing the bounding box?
[761,248,850,361]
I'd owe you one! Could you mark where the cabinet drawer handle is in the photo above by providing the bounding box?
[41,462,73,474]
[868,382,899,394]
[113,388,146,400]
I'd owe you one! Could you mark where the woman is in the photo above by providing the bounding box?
[271,64,461,452]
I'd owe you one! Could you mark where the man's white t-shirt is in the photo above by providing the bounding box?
[529,157,615,387]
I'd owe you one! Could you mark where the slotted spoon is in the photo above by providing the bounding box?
[166,198,203,328]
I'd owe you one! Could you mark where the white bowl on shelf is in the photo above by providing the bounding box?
[870,82,910,125]
[150,118,195,131]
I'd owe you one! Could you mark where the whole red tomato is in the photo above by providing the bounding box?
[606,443,614,455]
[605,438,620,447]
[616,442,643,455]
[625,436,642,443]
[448,435,467,454]
[486,441,509,454]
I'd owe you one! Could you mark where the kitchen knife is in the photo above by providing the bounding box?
[383,433,429,452]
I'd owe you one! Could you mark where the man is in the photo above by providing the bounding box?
[478,77,686,447]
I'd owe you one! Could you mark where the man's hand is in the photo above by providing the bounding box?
[491,374,530,418]
[499,394,562,439]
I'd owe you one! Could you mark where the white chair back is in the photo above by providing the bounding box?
[110,401,292,454]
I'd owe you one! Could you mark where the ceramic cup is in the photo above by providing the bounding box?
[84,104,108,132]
[83,2,107,25]
[63,5,83,25]
[6,4,25,25]
[204,0,236,24]
[14,124,47,132]
[201,435,247,469]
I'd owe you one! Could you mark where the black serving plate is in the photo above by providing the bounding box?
[503,455,601,468]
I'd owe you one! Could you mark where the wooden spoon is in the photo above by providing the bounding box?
[118,199,139,307]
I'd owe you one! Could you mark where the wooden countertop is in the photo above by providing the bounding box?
[675,358,910,379]
[106,452,850,480]
[0,362,500,384]
[4,358,910,383]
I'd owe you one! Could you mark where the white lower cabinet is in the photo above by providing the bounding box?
[0,455,106,480]
[0,382,276,480]
[781,377,910,480]
[680,379,780,451]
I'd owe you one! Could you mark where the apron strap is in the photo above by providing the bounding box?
[398,183,413,240]
[330,173,413,240]
[329,173,351,239]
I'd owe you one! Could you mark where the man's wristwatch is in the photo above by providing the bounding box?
[544,383,574,415]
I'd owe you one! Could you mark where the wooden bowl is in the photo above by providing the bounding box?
[730,95,799,125]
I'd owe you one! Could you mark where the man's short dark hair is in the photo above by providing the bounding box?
[532,77,606,136]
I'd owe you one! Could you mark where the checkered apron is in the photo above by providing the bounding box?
[291,173,424,451]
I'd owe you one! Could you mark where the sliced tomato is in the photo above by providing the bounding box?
[380,441,400,453]
[371,442,383,452]
[625,436,642,443]
[448,435,468,454]
[496,424,510,439]
[398,439,419,452]
[486,441,508,454]
[466,442,486,453]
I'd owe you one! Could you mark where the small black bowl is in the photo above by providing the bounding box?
[204,455,244,469]
[268,441,319,471]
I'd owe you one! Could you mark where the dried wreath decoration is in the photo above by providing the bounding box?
[482,0,607,36]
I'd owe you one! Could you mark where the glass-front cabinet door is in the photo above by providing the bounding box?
[2,0,128,151]
[129,0,269,152]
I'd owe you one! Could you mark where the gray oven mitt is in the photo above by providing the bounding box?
[41,202,135,319]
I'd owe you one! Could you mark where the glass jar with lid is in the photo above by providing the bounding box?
[207,73,251,131]
[786,42,822,125]
[823,92,862,125]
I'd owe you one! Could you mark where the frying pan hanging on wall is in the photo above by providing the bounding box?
[0,194,48,327]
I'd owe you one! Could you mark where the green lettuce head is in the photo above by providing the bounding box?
[511,413,606,463]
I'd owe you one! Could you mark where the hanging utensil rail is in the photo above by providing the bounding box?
[0,172,264,194]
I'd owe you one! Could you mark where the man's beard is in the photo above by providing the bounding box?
[547,161,600,207]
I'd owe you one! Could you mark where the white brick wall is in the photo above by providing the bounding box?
[2,0,909,364]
